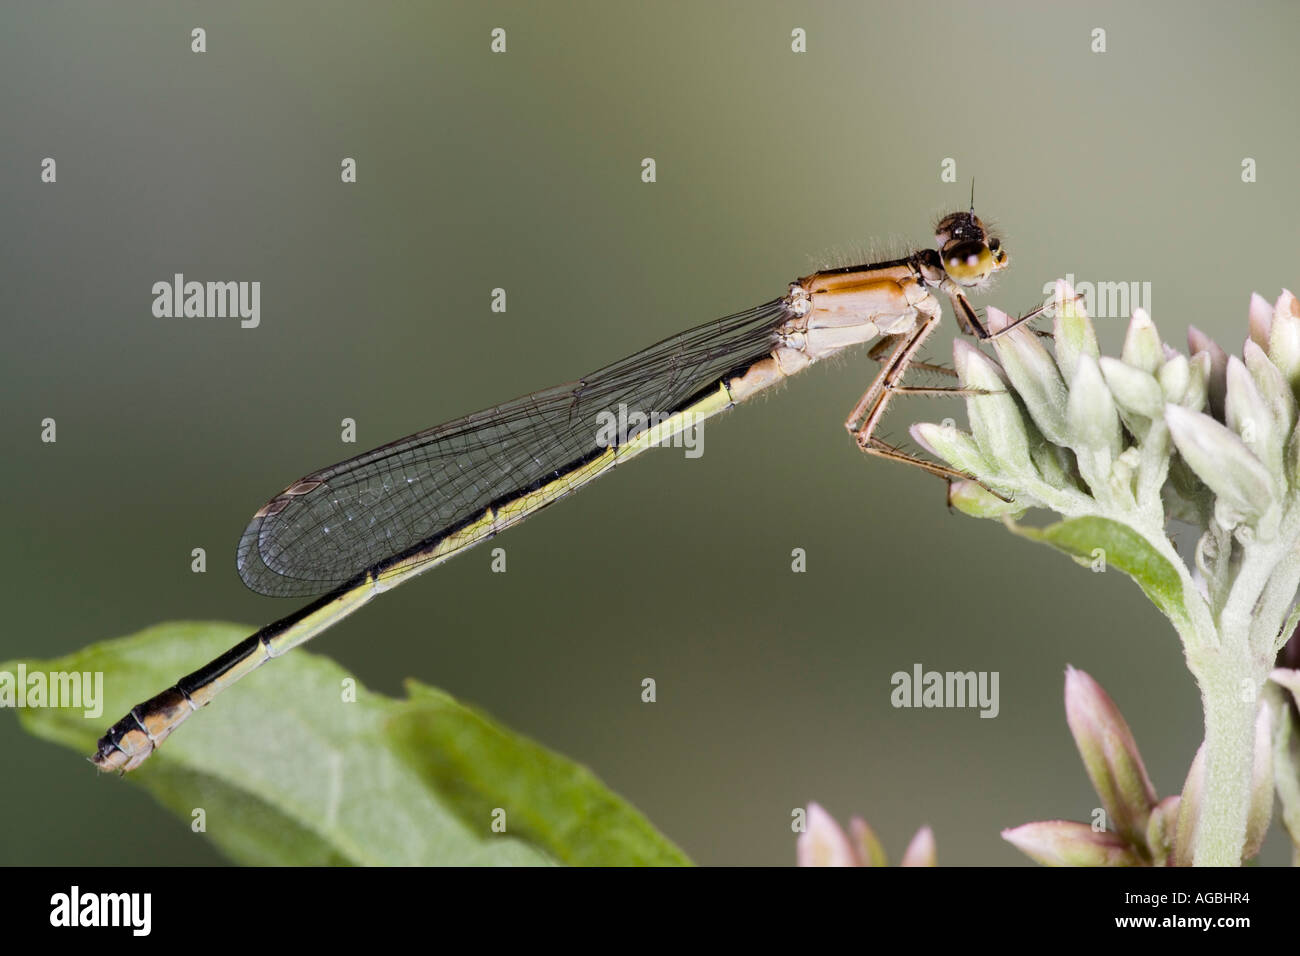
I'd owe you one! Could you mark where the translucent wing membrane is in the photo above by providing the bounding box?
[236,298,790,597]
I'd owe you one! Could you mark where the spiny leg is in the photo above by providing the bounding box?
[948,288,1049,341]
[951,288,1083,342]
[890,385,990,398]
[846,313,1009,498]
[845,313,966,481]
[866,336,956,379]
[844,289,1085,493]
[846,308,941,434]
[856,436,975,484]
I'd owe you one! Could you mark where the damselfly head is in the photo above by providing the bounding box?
[934,211,1008,289]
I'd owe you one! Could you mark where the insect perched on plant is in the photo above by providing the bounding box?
[94,202,1048,772]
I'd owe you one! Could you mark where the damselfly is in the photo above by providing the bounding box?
[93,206,1045,771]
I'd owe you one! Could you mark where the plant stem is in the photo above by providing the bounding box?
[1188,650,1264,866]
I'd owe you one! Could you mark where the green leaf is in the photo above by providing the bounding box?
[4,622,689,867]
[386,683,691,866]
[1005,516,1187,628]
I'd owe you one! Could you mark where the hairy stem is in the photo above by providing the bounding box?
[1187,649,1266,866]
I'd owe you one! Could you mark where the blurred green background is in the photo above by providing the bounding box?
[3,0,1297,866]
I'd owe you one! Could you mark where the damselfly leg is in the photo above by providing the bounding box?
[844,311,995,488]
[844,290,1061,495]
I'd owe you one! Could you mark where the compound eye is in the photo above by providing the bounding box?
[988,238,1001,253]
[943,240,995,284]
